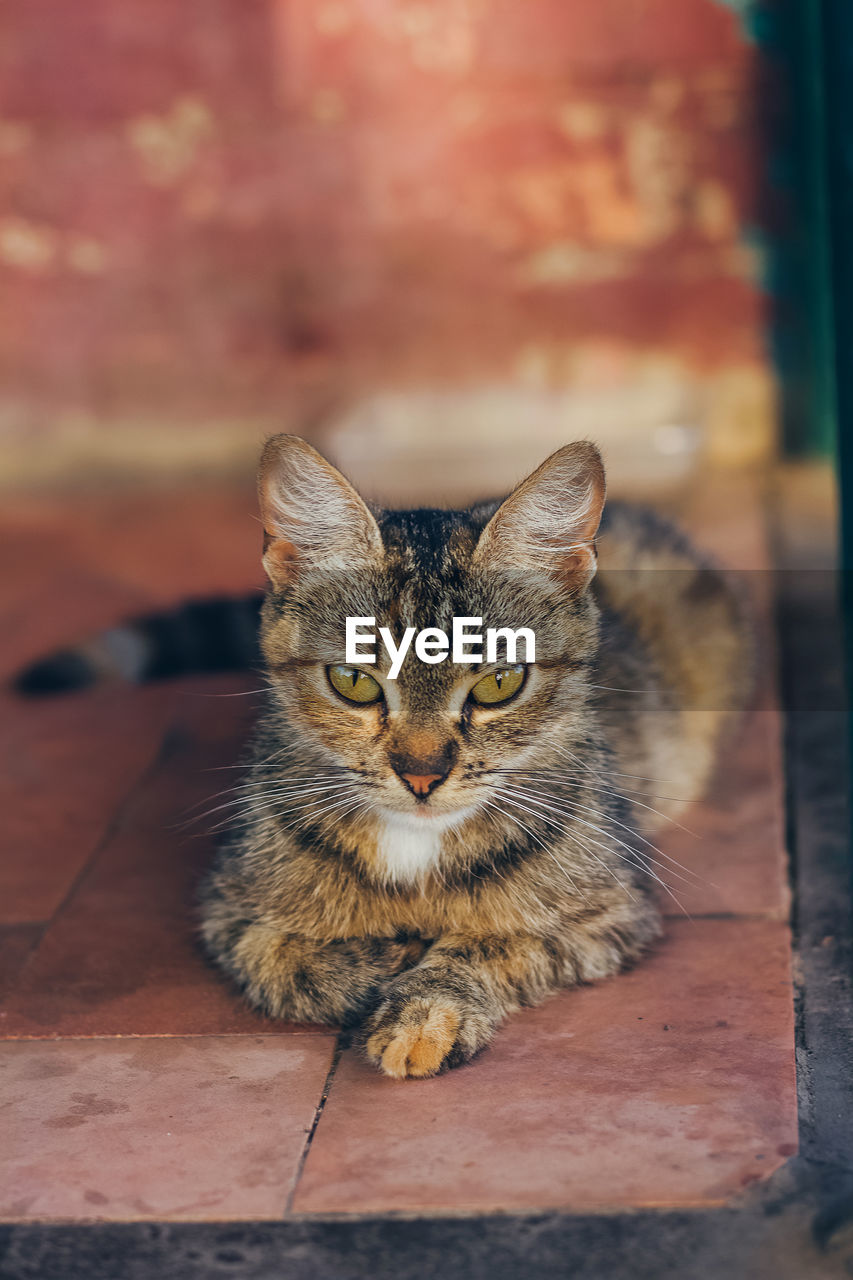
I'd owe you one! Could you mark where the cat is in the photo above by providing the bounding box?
[195,434,750,1078]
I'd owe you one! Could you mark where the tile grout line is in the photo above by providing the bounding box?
[284,1032,347,1215]
[0,714,179,1026]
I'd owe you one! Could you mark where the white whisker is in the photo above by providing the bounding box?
[181,779,357,828]
[179,687,271,698]
[495,786,688,916]
[481,797,583,898]
[497,768,691,811]
[218,787,365,837]
[589,684,661,695]
[498,783,699,889]
[496,775,704,881]
[542,735,677,786]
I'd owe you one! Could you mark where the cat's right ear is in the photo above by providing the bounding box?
[258,435,384,588]
[473,441,606,591]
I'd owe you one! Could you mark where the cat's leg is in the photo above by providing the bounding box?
[206,921,427,1025]
[362,934,554,1077]
[364,919,659,1078]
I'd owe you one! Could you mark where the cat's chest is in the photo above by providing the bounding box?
[373,816,444,884]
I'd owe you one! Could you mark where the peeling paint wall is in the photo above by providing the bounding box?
[0,0,782,490]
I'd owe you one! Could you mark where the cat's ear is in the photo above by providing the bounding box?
[258,435,384,588]
[473,441,605,590]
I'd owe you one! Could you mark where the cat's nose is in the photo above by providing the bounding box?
[390,742,457,798]
[400,772,444,797]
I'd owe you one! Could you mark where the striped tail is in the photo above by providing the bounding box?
[12,594,263,696]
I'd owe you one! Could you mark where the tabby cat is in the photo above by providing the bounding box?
[198,435,748,1078]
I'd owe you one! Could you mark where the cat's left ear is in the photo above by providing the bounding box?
[473,441,605,590]
[258,434,384,588]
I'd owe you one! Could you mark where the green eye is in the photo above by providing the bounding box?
[327,664,383,704]
[470,665,526,706]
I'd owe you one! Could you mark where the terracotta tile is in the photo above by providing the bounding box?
[0,487,260,928]
[0,565,151,685]
[64,488,261,602]
[293,918,796,1214]
[0,488,260,687]
[0,485,262,927]
[0,488,260,620]
[0,501,151,681]
[0,1034,336,1221]
[656,709,789,919]
[0,686,174,925]
[1,677,324,1038]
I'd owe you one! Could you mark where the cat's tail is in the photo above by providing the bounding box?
[12,594,263,697]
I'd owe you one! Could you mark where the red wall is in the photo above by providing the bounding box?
[0,0,777,485]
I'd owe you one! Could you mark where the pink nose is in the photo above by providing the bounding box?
[401,772,444,797]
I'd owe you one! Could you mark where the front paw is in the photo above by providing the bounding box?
[364,977,493,1079]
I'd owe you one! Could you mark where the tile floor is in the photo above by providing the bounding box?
[0,477,797,1221]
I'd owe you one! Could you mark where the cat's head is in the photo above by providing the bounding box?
[256,434,605,833]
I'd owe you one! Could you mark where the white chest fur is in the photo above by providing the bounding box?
[375,814,444,884]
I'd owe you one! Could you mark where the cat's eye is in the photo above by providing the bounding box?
[469,664,526,706]
[327,664,384,705]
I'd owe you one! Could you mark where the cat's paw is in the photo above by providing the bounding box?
[364,982,492,1079]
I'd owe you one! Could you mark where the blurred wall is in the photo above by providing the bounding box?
[0,0,780,501]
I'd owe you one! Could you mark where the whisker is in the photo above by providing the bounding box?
[184,779,351,817]
[588,684,661,695]
[181,780,357,830]
[278,791,378,838]
[542,736,677,786]
[497,784,700,888]
[216,774,351,798]
[531,777,705,882]
[496,768,690,809]
[501,795,685,915]
[201,760,348,774]
[493,785,639,900]
[284,793,370,831]
[184,773,350,813]
[495,786,689,916]
[481,798,584,899]
[199,794,352,836]
[497,769,700,845]
[558,828,638,900]
[206,786,364,837]
[202,741,328,772]
[178,687,271,698]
